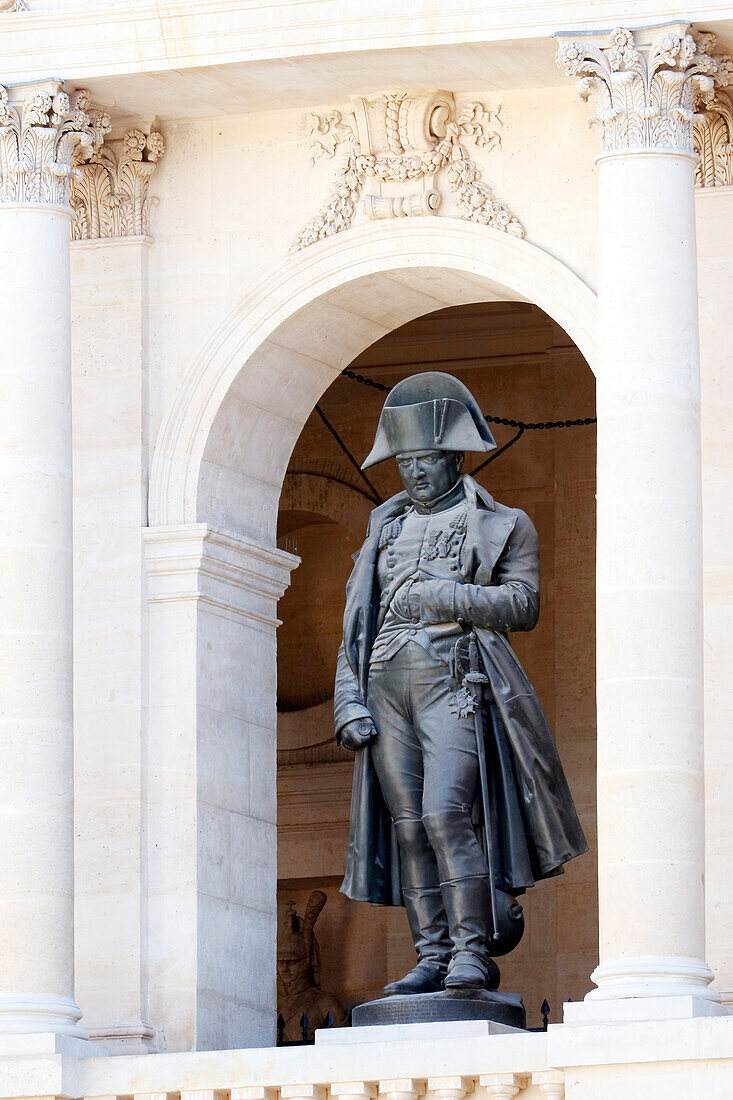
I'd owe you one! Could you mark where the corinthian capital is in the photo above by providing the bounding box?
[0,81,111,207]
[70,127,166,240]
[556,26,733,155]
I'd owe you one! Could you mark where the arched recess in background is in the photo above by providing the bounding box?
[275,298,597,1029]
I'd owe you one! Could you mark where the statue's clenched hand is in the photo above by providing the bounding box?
[340,717,377,751]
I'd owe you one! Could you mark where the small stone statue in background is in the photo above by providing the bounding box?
[277,890,347,1040]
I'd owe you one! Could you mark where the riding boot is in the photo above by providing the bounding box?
[421,809,496,990]
[383,819,451,996]
[441,875,498,989]
[383,885,451,994]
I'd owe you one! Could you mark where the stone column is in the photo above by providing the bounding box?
[0,81,108,1037]
[557,26,732,1017]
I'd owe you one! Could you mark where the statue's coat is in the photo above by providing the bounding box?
[334,476,588,906]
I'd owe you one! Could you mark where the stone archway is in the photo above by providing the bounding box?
[144,218,598,1052]
[149,218,597,535]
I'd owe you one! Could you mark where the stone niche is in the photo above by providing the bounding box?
[276,299,597,1028]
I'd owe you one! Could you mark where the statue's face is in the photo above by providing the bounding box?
[395,449,463,505]
[277,955,311,995]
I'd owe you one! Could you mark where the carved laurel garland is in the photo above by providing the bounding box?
[0,85,111,206]
[694,92,733,186]
[556,27,732,154]
[292,91,523,252]
[70,128,165,240]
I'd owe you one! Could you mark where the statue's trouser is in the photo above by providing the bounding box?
[368,643,491,978]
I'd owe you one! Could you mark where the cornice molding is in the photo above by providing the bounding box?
[556,25,732,156]
[6,2,733,86]
[144,523,299,628]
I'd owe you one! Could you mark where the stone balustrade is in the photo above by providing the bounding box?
[6,1010,733,1099]
[67,1026,559,1100]
[98,1078,563,1100]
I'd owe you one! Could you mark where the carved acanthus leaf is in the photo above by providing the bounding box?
[694,91,733,186]
[70,127,165,240]
[556,27,732,154]
[0,84,110,207]
[292,90,522,251]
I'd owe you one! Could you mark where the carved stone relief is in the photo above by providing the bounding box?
[0,84,110,207]
[694,92,733,187]
[292,89,523,251]
[70,127,165,240]
[556,26,732,156]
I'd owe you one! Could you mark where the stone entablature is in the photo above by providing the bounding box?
[556,26,732,156]
[293,89,523,251]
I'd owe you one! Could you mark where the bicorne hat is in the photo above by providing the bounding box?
[361,371,496,469]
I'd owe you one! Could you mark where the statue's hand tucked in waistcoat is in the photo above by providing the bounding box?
[408,577,460,623]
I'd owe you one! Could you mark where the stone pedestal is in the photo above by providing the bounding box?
[352,991,525,1030]
[316,1018,523,1045]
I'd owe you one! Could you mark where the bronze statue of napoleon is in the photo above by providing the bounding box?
[334,372,587,996]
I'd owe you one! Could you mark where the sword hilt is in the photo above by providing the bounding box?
[465,634,489,684]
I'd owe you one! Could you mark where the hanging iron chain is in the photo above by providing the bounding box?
[340,368,597,429]
[341,368,391,394]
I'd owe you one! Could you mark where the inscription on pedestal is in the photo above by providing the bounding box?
[352,989,526,1030]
